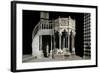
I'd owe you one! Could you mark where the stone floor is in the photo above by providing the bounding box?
[22,54,83,63]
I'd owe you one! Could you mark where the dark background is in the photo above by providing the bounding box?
[23,10,84,57]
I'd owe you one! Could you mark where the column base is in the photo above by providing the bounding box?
[49,50,53,58]
[71,48,75,55]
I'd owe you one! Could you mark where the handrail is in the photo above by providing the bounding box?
[32,20,54,39]
[32,21,41,39]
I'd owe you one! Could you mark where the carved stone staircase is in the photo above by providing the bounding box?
[32,20,54,58]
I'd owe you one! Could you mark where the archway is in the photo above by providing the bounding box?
[42,35,51,57]
[61,30,68,49]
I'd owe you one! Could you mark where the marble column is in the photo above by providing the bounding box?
[72,35,75,54]
[53,35,56,55]
[59,33,61,50]
[68,33,70,52]
[63,38,65,49]
[50,35,52,58]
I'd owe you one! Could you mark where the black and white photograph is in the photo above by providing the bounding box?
[11,1,97,72]
[22,11,91,62]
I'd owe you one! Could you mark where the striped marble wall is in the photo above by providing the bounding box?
[83,13,91,59]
